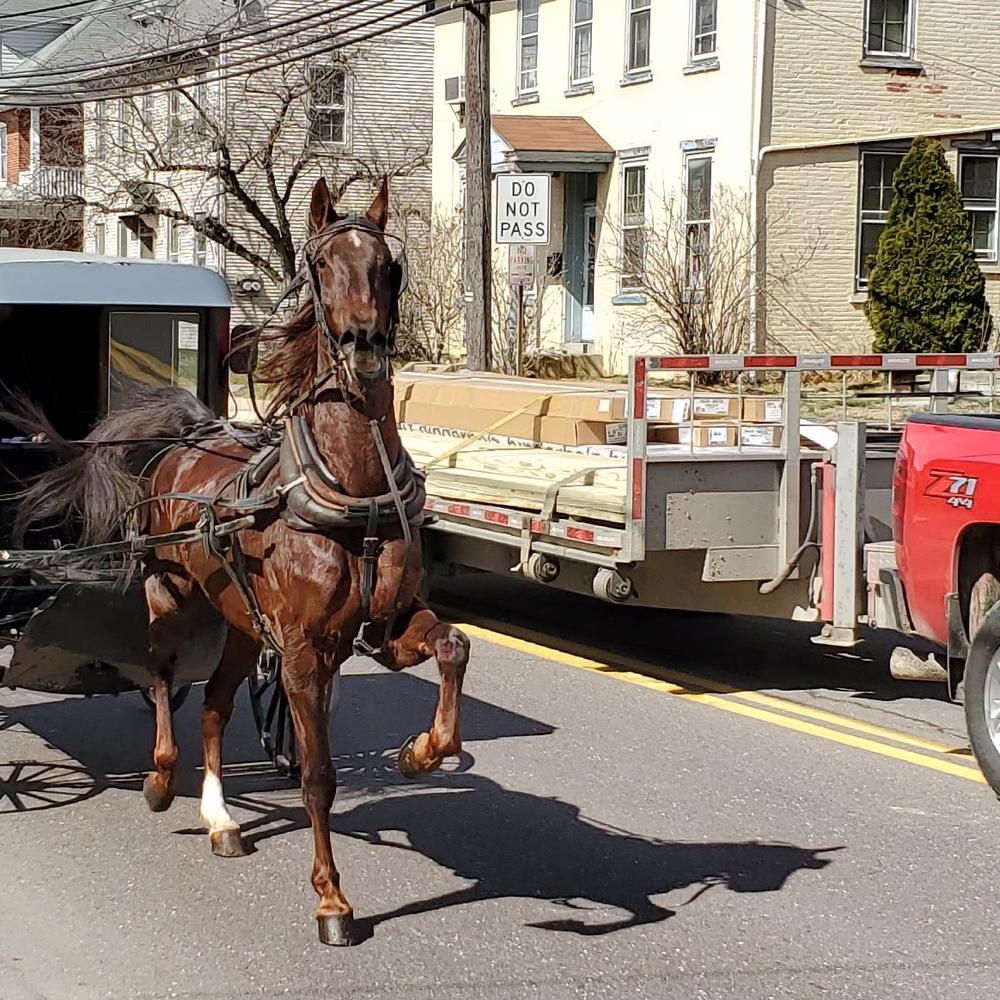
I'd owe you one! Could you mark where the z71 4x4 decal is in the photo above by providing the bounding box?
[925,470,979,510]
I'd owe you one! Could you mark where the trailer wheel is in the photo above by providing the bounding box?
[962,601,1000,798]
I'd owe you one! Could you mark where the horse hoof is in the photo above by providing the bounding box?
[210,829,247,858]
[398,735,442,779]
[317,912,356,947]
[142,774,173,813]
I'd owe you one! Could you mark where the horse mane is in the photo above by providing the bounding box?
[255,297,321,414]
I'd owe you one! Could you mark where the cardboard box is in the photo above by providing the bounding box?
[740,424,784,447]
[741,397,784,423]
[396,374,629,422]
[396,398,626,446]
[646,395,741,422]
[649,424,738,447]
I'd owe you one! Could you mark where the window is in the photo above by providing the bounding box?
[193,73,208,109]
[29,107,39,169]
[108,311,200,411]
[620,162,646,289]
[168,219,180,262]
[0,123,7,182]
[117,98,131,150]
[857,150,904,286]
[865,0,914,58]
[626,0,651,74]
[95,101,107,158]
[518,0,539,96]
[94,221,106,255]
[691,0,717,59]
[117,218,129,258]
[570,0,593,86]
[960,154,999,264]
[308,66,347,144]
[168,89,182,137]
[142,94,154,129]
[685,154,713,290]
[138,220,155,259]
[194,216,207,266]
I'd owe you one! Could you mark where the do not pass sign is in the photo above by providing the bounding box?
[495,174,551,245]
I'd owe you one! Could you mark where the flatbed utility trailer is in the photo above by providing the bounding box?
[416,353,1000,650]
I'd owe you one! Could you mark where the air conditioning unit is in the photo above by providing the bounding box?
[444,76,466,104]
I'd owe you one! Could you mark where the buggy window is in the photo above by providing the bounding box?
[108,310,200,412]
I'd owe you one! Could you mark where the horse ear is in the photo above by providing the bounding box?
[365,176,389,231]
[310,177,340,233]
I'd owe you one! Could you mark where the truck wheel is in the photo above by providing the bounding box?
[969,572,1000,641]
[962,603,1000,798]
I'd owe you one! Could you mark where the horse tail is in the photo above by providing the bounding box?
[2,386,216,547]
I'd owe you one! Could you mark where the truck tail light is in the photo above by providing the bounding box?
[892,446,909,548]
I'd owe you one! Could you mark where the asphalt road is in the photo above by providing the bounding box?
[1,573,998,1000]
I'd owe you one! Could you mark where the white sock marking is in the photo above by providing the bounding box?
[200,772,238,832]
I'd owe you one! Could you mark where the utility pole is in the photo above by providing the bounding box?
[463,0,492,370]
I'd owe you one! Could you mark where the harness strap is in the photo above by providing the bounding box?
[196,488,281,655]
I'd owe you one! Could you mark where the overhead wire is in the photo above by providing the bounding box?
[4,0,388,87]
[763,0,1000,95]
[2,0,488,106]
[0,0,115,22]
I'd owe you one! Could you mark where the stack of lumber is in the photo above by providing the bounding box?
[400,429,627,523]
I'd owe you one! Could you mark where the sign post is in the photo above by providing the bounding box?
[507,244,536,376]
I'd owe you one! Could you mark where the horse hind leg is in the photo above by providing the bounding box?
[142,570,198,813]
[374,604,470,779]
[200,627,260,858]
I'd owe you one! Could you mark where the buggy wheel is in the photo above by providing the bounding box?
[246,656,343,780]
[138,682,192,714]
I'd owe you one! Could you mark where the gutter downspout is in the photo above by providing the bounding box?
[748,0,768,354]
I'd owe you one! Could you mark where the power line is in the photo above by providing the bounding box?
[7,0,474,104]
[3,0,371,86]
[2,0,437,100]
[0,0,116,22]
[764,0,1000,97]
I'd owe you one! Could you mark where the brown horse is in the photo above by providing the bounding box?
[12,177,470,946]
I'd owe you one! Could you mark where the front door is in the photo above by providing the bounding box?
[582,205,596,343]
[563,173,599,344]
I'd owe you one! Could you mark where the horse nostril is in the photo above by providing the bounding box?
[371,333,387,350]
[340,331,355,346]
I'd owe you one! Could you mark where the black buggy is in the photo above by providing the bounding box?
[0,248,301,774]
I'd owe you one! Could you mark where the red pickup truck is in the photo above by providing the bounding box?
[892,412,1000,790]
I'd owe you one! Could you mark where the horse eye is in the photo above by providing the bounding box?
[315,257,327,270]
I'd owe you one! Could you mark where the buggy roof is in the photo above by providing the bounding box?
[0,249,232,308]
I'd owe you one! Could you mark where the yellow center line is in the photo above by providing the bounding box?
[455,621,987,786]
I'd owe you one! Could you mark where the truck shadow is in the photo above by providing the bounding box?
[432,577,950,705]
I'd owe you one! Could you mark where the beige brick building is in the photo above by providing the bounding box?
[433,0,1000,366]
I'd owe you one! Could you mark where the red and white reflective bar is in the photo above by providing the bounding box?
[647,352,1000,372]
[528,518,624,550]
[425,497,528,529]
[424,497,624,550]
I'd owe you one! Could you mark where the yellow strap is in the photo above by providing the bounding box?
[422,393,554,469]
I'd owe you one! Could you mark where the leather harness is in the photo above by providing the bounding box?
[158,216,423,661]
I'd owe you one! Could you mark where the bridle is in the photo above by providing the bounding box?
[301,215,408,400]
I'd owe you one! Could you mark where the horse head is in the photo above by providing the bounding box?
[306,176,403,388]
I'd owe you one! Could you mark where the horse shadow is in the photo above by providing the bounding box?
[231,769,838,941]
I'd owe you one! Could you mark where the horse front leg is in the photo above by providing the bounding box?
[200,627,259,858]
[282,634,354,946]
[374,604,471,779]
